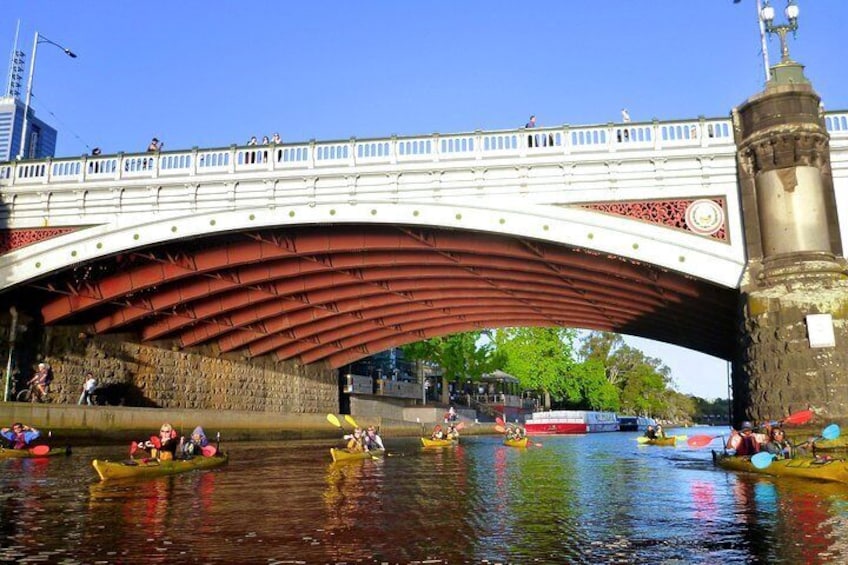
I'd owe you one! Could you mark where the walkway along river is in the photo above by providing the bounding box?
[2,427,848,563]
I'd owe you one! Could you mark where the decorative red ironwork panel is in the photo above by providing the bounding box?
[581,199,727,241]
[0,228,78,254]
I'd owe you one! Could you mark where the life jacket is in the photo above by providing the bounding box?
[12,431,27,450]
[735,434,759,456]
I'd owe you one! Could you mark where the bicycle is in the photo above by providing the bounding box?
[15,382,49,403]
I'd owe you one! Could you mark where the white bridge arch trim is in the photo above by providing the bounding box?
[0,199,745,291]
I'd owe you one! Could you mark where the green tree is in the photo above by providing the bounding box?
[663,391,698,425]
[496,327,583,409]
[493,328,623,411]
[580,331,676,418]
[402,331,502,401]
[572,358,621,411]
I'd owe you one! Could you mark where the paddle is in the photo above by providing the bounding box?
[344,415,359,428]
[29,444,50,456]
[326,413,343,430]
[751,423,841,469]
[687,434,723,448]
[495,424,506,433]
[774,409,815,427]
[798,423,841,452]
[201,444,217,457]
[496,416,506,427]
[750,451,774,469]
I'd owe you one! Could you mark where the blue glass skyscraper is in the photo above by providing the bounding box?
[0,95,57,162]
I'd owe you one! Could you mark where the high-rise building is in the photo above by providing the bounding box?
[1,23,59,163]
[0,95,57,162]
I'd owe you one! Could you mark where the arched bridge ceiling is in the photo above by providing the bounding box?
[26,225,737,366]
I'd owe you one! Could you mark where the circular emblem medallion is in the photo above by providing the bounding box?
[685,199,724,236]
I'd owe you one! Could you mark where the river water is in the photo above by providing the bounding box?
[2,426,848,564]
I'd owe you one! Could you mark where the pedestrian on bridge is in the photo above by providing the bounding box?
[525,114,541,148]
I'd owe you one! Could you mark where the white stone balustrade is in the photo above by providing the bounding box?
[0,116,739,188]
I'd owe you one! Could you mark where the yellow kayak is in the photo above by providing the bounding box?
[0,446,67,458]
[503,437,529,448]
[421,437,458,447]
[713,452,848,484]
[330,448,385,462]
[92,453,228,481]
[640,436,678,446]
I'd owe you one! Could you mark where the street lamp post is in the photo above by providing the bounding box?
[760,0,800,64]
[3,306,18,402]
[17,31,77,160]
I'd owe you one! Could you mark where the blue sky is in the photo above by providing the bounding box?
[3,1,847,399]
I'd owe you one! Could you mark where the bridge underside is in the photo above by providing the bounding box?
[13,225,737,366]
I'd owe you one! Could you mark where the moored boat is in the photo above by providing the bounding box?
[0,446,67,459]
[525,410,619,435]
[421,437,458,447]
[92,453,228,481]
[618,415,657,432]
[330,448,385,462]
[503,437,529,448]
[713,451,848,484]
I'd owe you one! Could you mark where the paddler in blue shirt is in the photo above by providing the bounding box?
[1,423,41,449]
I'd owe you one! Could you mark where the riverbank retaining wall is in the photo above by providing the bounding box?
[0,402,494,445]
[1,320,338,414]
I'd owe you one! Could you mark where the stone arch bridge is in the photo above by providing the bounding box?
[0,112,846,377]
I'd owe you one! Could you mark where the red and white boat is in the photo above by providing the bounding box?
[524,410,619,435]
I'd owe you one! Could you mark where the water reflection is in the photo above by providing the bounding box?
[1,458,51,552]
[2,432,848,563]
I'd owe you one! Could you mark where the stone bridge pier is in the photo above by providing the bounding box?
[734,56,848,425]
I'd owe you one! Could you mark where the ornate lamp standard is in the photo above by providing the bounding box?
[760,0,799,64]
[17,32,77,160]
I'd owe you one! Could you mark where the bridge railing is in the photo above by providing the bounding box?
[0,117,731,187]
[0,112,846,189]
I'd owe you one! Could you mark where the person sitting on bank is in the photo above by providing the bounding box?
[447,406,457,423]
[343,427,365,451]
[431,425,445,440]
[644,425,657,440]
[182,426,210,458]
[364,426,384,451]
[727,421,759,456]
[1,423,40,450]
